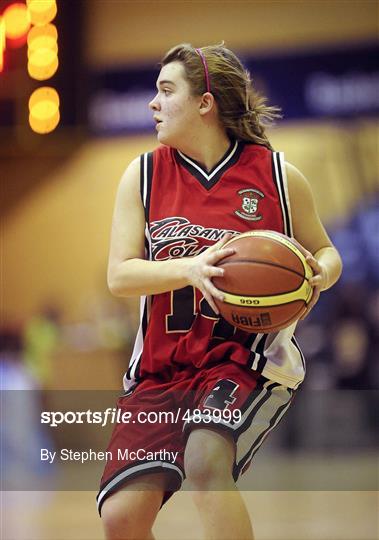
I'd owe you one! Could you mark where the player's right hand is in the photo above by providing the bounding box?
[185,233,236,314]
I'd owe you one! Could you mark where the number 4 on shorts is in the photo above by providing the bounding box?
[203,379,239,410]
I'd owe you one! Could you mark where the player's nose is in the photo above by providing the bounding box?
[149,93,160,111]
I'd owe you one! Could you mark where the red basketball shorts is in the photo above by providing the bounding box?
[97,362,295,514]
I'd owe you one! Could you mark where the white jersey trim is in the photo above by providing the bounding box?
[234,384,293,475]
[278,152,293,236]
[251,153,305,389]
[123,152,153,392]
[272,151,293,237]
[97,461,184,514]
[178,140,239,181]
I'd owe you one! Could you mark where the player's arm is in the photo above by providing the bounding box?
[107,157,233,312]
[286,162,343,316]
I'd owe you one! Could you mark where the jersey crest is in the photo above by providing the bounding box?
[235,188,264,221]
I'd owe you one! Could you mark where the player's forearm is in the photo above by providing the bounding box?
[314,246,343,291]
[108,257,192,297]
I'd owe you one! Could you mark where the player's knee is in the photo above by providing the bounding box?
[101,490,159,539]
[101,498,132,538]
[184,429,235,488]
[185,454,229,488]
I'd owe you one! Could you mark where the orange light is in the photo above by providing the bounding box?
[27,23,57,52]
[27,23,58,80]
[29,86,60,134]
[0,17,5,72]
[26,0,57,27]
[3,3,31,48]
[28,39,58,57]
[28,48,58,80]
[29,108,60,133]
[29,85,59,109]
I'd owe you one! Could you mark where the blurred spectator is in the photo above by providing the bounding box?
[298,195,379,390]
[284,196,379,451]
[23,306,61,388]
[0,326,56,487]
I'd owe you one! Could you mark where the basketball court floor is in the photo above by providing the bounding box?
[3,455,378,540]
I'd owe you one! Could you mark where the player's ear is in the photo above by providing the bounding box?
[199,92,215,116]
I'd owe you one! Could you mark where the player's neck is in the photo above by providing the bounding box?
[178,130,232,172]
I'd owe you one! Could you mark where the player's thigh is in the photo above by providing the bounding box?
[184,427,236,483]
[184,364,295,484]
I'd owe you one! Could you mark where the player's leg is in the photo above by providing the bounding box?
[185,427,254,540]
[98,377,186,539]
[101,472,165,540]
[183,364,295,540]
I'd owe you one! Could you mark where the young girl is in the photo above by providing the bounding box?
[98,43,342,540]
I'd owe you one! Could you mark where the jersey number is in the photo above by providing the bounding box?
[204,379,239,410]
[166,286,236,339]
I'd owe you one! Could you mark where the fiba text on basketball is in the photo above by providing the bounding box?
[40,407,243,428]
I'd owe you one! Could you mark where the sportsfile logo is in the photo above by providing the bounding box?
[41,408,132,427]
[39,408,187,428]
[150,217,238,260]
[40,408,182,428]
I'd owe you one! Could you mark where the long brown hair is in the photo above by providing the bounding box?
[161,43,281,151]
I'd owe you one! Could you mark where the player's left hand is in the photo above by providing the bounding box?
[291,240,328,320]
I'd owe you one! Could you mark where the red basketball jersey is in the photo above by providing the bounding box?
[124,141,305,391]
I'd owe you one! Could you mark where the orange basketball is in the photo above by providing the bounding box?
[213,230,313,333]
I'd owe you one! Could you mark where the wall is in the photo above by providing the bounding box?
[3,136,153,324]
[84,0,378,65]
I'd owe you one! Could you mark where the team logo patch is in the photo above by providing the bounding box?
[235,188,264,221]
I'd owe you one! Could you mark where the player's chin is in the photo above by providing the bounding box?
[157,131,169,145]
[157,129,179,147]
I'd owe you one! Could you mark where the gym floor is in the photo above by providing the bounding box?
[3,454,378,540]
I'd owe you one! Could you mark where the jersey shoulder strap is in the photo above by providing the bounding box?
[139,145,174,222]
[139,152,154,223]
[272,151,293,237]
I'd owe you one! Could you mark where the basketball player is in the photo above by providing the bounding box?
[98,44,342,540]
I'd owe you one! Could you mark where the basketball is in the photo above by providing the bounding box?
[213,230,313,333]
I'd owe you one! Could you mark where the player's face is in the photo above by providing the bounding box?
[149,62,202,148]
